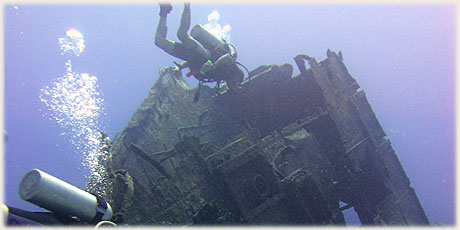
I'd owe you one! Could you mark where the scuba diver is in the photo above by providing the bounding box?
[154,3,245,96]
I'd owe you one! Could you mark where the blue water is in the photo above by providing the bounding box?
[4,4,455,225]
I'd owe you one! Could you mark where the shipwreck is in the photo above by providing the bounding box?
[90,49,429,225]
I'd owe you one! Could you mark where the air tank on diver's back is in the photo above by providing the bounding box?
[191,24,231,59]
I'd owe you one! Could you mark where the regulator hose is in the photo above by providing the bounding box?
[236,61,250,80]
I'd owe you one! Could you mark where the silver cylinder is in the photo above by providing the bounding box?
[191,24,229,57]
[18,169,112,223]
[3,204,8,225]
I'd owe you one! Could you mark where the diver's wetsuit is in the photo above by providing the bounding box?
[154,3,209,76]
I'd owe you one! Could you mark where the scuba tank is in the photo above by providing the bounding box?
[191,24,231,61]
[18,169,113,224]
[191,24,237,79]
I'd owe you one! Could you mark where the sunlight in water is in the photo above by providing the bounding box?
[204,10,232,43]
[40,29,108,196]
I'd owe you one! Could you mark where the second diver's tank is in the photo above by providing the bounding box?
[18,169,113,224]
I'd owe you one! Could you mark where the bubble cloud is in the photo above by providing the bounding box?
[41,29,108,196]
[58,29,86,56]
[203,10,232,43]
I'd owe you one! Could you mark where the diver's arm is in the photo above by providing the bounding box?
[174,61,189,70]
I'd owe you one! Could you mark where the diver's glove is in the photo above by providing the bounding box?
[167,65,179,72]
[160,65,180,76]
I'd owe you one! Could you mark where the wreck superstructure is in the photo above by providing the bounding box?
[97,50,429,225]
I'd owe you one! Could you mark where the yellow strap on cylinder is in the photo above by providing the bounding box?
[3,204,9,225]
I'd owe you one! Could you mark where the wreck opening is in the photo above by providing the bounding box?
[340,201,361,226]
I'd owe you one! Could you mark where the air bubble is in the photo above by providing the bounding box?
[40,29,108,196]
[203,10,232,43]
[58,29,85,56]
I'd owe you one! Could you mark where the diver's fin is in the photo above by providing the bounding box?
[159,3,172,17]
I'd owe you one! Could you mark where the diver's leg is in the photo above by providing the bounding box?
[154,4,175,54]
[177,3,191,38]
[177,3,209,58]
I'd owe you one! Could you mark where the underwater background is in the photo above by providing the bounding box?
[3,4,455,226]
